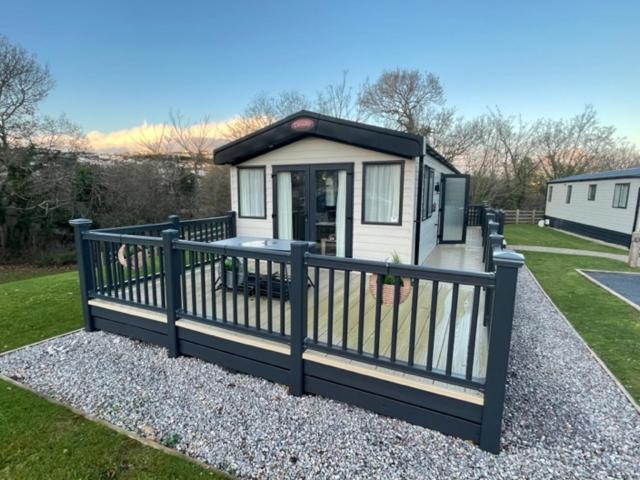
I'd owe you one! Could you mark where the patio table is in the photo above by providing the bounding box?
[209,236,316,294]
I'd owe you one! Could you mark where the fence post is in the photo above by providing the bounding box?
[480,246,525,453]
[226,210,237,237]
[70,218,94,332]
[532,209,536,224]
[515,209,520,224]
[162,229,181,358]
[168,214,180,231]
[290,241,309,396]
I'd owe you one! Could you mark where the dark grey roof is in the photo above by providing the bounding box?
[548,166,640,184]
[213,110,459,173]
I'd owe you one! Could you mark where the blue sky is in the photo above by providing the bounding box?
[2,0,639,144]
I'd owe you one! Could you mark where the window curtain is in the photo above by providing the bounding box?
[277,172,293,239]
[364,164,401,223]
[335,170,347,257]
[238,168,265,217]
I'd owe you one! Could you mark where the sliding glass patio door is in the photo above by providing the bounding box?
[273,164,353,257]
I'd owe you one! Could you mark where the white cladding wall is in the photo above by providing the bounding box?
[229,137,416,263]
[545,178,640,234]
[417,155,457,263]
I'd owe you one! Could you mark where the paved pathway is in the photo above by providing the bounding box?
[510,245,628,262]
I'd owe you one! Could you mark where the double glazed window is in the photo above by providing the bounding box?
[421,165,435,221]
[362,162,403,225]
[547,186,553,203]
[587,184,597,201]
[565,185,572,204]
[237,167,266,218]
[612,183,630,209]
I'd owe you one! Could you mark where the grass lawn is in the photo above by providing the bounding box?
[0,265,75,284]
[0,271,81,352]
[504,224,626,254]
[0,268,225,479]
[525,252,640,402]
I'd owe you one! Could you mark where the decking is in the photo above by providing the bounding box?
[70,209,524,452]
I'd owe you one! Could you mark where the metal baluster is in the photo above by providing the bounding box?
[426,280,439,371]
[200,251,207,318]
[341,270,350,350]
[357,271,366,354]
[466,286,481,381]
[243,257,249,327]
[390,276,401,361]
[373,274,383,358]
[267,261,273,333]
[445,283,460,376]
[313,267,320,342]
[408,279,419,366]
[327,268,335,347]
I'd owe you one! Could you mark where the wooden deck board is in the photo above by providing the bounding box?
[170,263,489,381]
[97,228,489,396]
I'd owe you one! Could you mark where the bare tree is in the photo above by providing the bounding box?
[35,113,88,153]
[486,109,542,208]
[537,105,638,179]
[0,35,55,150]
[168,110,218,174]
[134,122,171,155]
[222,90,310,140]
[316,71,365,121]
[358,68,445,134]
[426,109,485,162]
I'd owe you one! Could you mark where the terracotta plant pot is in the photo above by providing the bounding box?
[368,274,412,305]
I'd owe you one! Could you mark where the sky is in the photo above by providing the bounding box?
[1,0,639,151]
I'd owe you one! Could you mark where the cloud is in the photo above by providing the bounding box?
[86,117,242,154]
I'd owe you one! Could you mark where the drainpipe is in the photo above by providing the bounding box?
[413,154,425,265]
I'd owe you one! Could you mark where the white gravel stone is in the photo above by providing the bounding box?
[1,267,638,479]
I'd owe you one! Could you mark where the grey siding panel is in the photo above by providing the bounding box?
[546,216,631,246]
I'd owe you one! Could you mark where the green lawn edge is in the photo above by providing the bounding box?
[504,224,626,254]
[0,269,227,479]
[524,252,640,402]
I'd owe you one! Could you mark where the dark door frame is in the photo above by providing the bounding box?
[632,186,640,233]
[272,163,354,257]
[438,174,470,244]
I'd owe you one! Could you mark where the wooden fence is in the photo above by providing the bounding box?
[502,209,544,224]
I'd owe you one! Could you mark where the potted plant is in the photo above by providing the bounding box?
[368,252,412,305]
[222,257,244,290]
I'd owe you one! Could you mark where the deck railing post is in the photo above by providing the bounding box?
[289,241,309,396]
[226,210,237,238]
[162,229,181,358]
[480,246,524,453]
[168,214,180,232]
[70,218,94,332]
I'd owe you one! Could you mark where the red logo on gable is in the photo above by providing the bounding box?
[290,118,316,131]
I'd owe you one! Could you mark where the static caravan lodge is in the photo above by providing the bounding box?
[545,167,640,247]
[213,110,469,264]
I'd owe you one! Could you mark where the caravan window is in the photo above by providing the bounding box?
[421,166,435,221]
[362,162,403,225]
[565,185,572,204]
[237,167,266,218]
[587,184,597,201]
[612,183,630,209]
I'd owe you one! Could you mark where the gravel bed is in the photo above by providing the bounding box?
[1,267,639,479]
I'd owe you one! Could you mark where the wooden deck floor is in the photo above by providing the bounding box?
[106,228,488,400]
[177,266,487,376]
